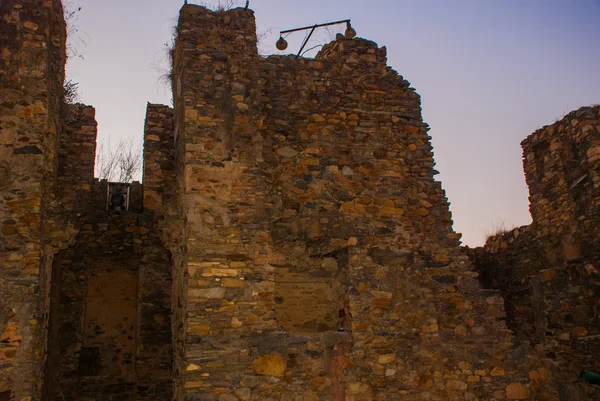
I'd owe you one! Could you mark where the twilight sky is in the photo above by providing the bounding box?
[66,0,600,246]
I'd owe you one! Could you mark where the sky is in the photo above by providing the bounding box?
[65,0,600,246]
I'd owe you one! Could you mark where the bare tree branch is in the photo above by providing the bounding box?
[96,138,142,183]
[64,2,88,60]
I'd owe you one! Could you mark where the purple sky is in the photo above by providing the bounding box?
[66,0,600,246]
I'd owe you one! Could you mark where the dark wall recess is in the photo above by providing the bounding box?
[43,212,173,401]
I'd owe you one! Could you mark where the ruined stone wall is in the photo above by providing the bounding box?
[1,3,178,400]
[58,104,97,210]
[43,209,174,401]
[169,5,534,400]
[465,226,542,340]
[0,1,67,399]
[522,106,600,263]
[4,1,597,399]
[468,106,600,400]
[40,100,174,400]
[468,229,600,400]
[141,102,187,401]
[143,103,176,215]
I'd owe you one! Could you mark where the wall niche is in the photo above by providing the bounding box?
[274,250,349,333]
[43,213,173,401]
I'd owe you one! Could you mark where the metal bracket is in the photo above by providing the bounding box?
[278,19,352,58]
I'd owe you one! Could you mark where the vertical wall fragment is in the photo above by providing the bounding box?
[468,106,600,399]
[0,1,66,399]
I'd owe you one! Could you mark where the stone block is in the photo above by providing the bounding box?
[505,383,529,400]
[252,353,286,377]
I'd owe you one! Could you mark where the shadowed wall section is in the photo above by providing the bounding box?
[43,209,174,401]
[468,106,600,400]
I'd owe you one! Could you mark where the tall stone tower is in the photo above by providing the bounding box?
[161,4,530,401]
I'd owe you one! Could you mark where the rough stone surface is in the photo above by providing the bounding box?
[1,3,175,400]
[252,353,286,377]
[467,106,600,400]
[2,1,599,400]
[167,4,530,401]
[506,382,529,400]
[1,1,67,399]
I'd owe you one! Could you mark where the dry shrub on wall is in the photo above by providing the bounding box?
[63,79,81,104]
[153,22,177,106]
[484,219,516,241]
[197,0,241,12]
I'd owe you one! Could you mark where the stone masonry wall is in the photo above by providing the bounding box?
[4,1,597,400]
[468,230,600,400]
[468,106,600,400]
[42,210,174,401]
[143,103,176,215]
[40,102,175,400]
[58,104,97,211]
[169,5,535,400]
[522,106,600,263]
[142,102,186,401]
[1,2,178,400]
[0,1,67,399]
